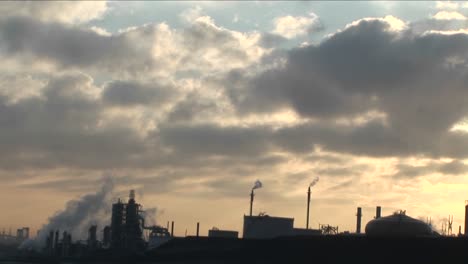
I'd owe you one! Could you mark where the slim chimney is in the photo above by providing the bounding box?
[375,206,381,219]
[465,201,468,235]
[171,221,175,237]
[250,190,254,216]
[196,222,200,237]
[306,186,311,229]
[356,207,362,234]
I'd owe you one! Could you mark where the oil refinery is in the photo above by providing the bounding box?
[2,183,468,263]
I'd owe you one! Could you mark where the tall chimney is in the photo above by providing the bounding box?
[250,190,254,216]
[306,186,311,229]
[375,206,381,219]
[465,201,468,235]
[356,207,362,234]
[196,222,200,237]
[171,221,175,237]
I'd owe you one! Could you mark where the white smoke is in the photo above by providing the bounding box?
[21,177,115,250]
[252,179,263,190]
[141,207,158,227]
[309,177,319,187]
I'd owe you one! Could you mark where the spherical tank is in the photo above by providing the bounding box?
[365,212,434,237]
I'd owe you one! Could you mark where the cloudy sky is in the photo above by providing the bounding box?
[2,1,468,237]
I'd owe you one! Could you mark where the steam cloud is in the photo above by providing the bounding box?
[252,179,263,190]
[309,177,319,187]
[22,177,115,250]
[141,207,158,227]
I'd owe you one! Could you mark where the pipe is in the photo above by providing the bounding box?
[196,222,200,237]
[250,190,254,216]
[356,207,362,234]
[376,206,381,219]
[306,186,311,229]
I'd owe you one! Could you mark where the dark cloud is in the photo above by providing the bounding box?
[166,92,217,122]
[303,153,347,164]
[0,73,147,170]
[157,123,272,157]
[226,18,468,158]
[0,16,154,74]
[102,80,175,107]
[3,13,468,197]
[392,160,468,178]
[438,160,468,175]
[258,33,288,48]
[273,121,407,157]
[155,119,407,158]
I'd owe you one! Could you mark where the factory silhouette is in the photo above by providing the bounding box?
[2,179,468,263]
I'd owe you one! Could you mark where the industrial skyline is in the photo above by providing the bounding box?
[1,1,468,239]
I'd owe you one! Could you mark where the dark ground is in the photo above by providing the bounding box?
[3,236,468,263]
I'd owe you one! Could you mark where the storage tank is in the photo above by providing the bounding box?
[243,215,294,239]
[365,211,434,237]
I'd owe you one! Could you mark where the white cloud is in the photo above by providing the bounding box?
[345,15,408,32]
[0,1,108,24]
[272,12,321,39]
[424,28,468,35]
[89,26,111,36]
[436,1,460,10]
[432,11,467,20]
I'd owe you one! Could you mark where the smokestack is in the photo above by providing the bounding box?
[171,221,174,237]
[306,177,319,229]
[249,180,262,216]
[250,190,254,216]
[375,206,381,219]
[465,201,468,235]
[356,207,362,234]
[306,186,311,229]
[196,222,200,237]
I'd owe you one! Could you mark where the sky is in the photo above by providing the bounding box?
[2,1,468,238]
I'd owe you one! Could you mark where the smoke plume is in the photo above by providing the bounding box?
[309,177,319,187]
[141,207,158,227]
[22,177,115,250]
[252,179,263,190]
